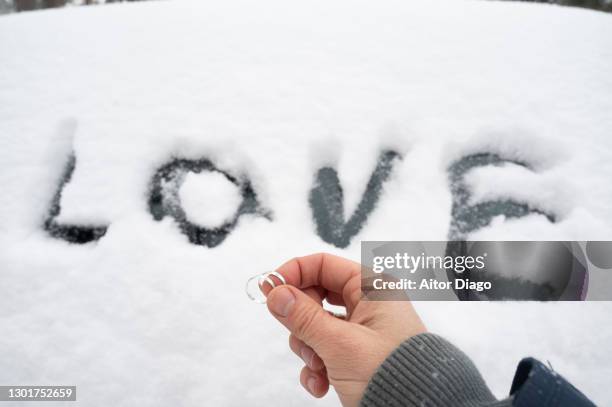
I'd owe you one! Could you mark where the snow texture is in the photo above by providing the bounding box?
[179,171,243,228]
[1,0,611,405]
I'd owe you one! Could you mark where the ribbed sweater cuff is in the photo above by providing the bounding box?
[360,333,512,407]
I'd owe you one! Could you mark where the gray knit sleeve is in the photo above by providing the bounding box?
[360,333,512,407]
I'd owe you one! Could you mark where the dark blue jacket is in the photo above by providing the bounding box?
[510,357,595,407]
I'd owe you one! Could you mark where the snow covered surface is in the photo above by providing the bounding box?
[179,171,243,228]
[1,0,611,405]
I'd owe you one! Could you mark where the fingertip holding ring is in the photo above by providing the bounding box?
[246,271,287,304]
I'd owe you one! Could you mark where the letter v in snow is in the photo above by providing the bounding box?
[309,150,401,248]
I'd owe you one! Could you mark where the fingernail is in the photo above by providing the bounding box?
[300,346,315,368]
[270,286,295,317]
[307,376,317,394]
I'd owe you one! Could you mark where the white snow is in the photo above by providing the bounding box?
[179,171,243,228]
[0,0,611,406]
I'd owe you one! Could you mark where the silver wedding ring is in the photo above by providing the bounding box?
[246,271,287,303]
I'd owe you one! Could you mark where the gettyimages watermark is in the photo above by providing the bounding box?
[361,241,612,301]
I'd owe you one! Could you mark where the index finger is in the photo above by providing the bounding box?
[275,253,362,311]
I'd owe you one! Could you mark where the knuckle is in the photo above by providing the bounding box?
[288,334,300,352]
[292,305,323,340]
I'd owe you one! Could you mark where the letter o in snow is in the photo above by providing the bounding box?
[148,158,270,248]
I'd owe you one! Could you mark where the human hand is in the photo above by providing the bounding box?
[265,253,426,407]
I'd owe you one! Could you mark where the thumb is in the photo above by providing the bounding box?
[267,285,344,349]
